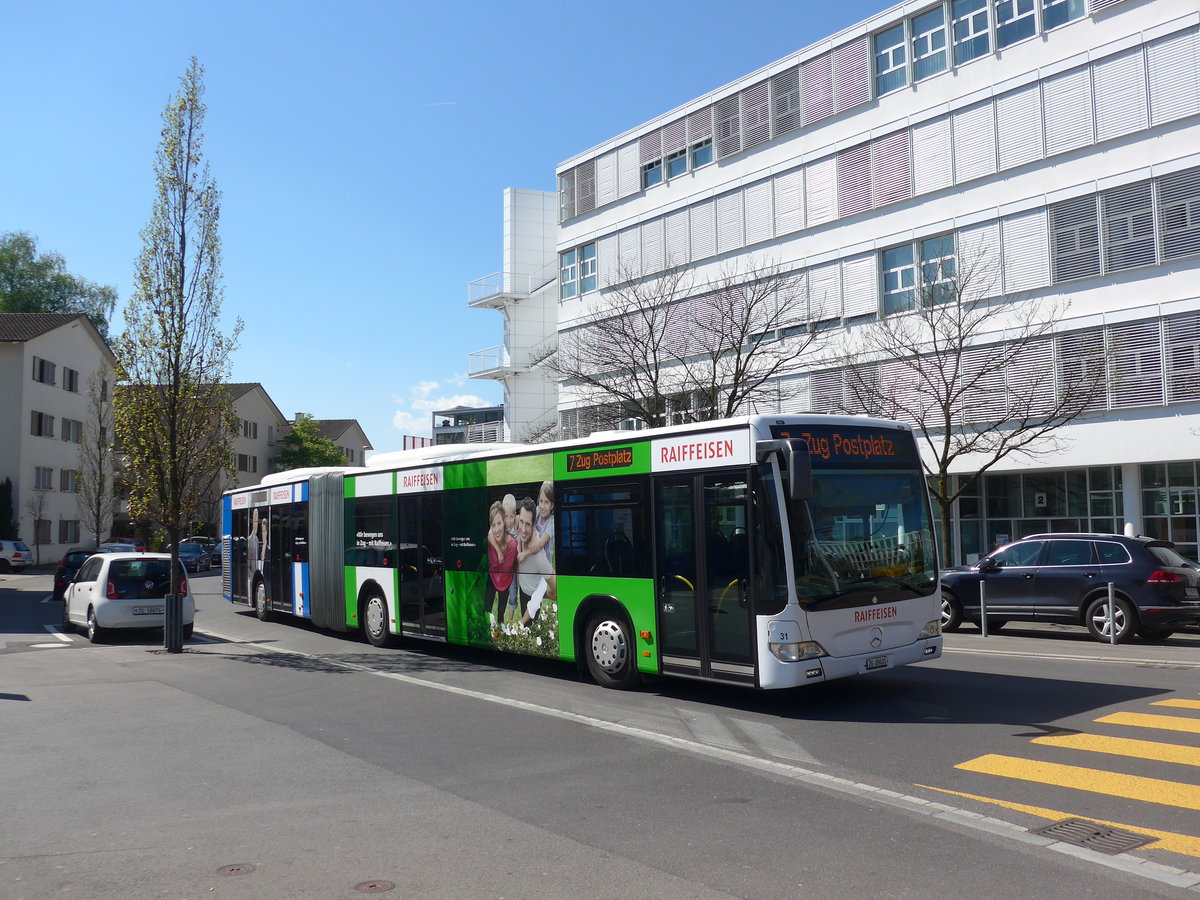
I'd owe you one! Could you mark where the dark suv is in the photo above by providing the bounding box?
[940,533,1200,643]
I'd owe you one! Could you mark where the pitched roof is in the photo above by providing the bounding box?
[0,312,94,342]
[289,417,373,451]
[0,312,116,363]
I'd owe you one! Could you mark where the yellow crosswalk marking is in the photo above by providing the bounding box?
[1152,699,1200,710]
[1032,733,1200,767]
[1096,712,1200,734]
[956,754,1200,810]
[919,785,1200,858]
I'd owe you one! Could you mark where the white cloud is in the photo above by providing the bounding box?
[389,379,495,438]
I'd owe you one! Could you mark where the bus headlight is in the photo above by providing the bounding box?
[919,620,941,639]
[770,640,826,662]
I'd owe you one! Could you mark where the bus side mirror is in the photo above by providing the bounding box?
[757,439,812,501]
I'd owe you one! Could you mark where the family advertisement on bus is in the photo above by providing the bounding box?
[446,475,561,658]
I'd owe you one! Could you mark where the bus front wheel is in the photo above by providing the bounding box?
[363,591,396,648]
[584,610,640,690]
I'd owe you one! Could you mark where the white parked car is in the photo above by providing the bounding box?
[0,539,31,572]
[62,552,194,643]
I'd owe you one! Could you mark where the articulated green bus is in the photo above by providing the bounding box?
[221,414,942,689]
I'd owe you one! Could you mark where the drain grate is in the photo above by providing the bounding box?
[1030,818,1152,855]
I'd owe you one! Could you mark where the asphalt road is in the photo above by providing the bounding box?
[3,568,1199,898]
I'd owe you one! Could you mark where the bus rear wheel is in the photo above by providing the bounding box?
[585,610,639,690]
[254,580,271,622]
[363,591,396,648]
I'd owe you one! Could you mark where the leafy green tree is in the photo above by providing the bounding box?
[274,414,350,471]
[0,232,118,339]
[76,369,117,548]
[113,58,242,651]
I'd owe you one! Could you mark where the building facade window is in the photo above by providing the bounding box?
[882,244,916,314]
[35,466,54,490]
[59,520,80,545]
[1158,168,1200,261]
[1142,462,1199,560]
[995,0,1037,48]
[63,367,79,393]
[1102,181,1156,273]
[666,148,688,178]
[242,419,258,440]
[1041,0,1084,30]
[952,0,990,64]
[874,24,908,95]
[1051,195,1101,282]
[912,6,948,80]
[691,138,713,169]
[237,453,258,474]
[560,242,597,299]
[642,159,663,189]
[61,418,83,444]
[881,232,957,314]
[60,469,79,493]
[921,234,958,304]
[30,411,55,437]
[32,356,56,385]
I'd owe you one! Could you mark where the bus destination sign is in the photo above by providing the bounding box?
[566,446,635,473]
[770,423,918,469]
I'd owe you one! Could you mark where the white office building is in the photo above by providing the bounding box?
[470,0,1200,563]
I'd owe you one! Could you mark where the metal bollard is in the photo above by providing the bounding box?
[980,580,988,638]
[1107,581,1117,646]
[164,593,183,653]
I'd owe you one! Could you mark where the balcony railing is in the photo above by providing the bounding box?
[467,345,512,376]
[467,261,559,307]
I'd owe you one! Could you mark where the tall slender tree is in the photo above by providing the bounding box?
[114,58,242,651]
[76,368,117,548]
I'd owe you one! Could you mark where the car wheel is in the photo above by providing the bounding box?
[1136,626,1174,642]
[1085,595,1136,643]
[183,623,194,640]
[254,580,271,622]
[0,559,10,573]
[584,609,640,690]
[940,590,962,632]
[86,607,106,644]
[62,598,74,633]
[362,591,395,648]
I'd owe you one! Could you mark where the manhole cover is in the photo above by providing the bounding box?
[1031,818,1152,855]
[355,881,395,893]
[216,863,256,876]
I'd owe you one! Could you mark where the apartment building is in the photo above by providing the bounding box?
[0,313,117,560]
[471,0,1200,564]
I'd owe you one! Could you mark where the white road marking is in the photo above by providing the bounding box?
[43,625,72,642]
[196,627,1200,891]
[945,645,1200,668]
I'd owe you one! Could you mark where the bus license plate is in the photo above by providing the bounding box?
[864,655,890,670]
[133,606,164,615]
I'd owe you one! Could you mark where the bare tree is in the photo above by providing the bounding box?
[76,369,116,548]
[829,246,1107,563]
[548,260,817,433]
[24,491,49,565]
[114,58,242,651]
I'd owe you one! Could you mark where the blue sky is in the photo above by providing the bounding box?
[4,0,886,452]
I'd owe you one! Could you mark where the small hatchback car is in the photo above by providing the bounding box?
[0,539,31,573]
[62,552,194,643]
[940,533,1200,643]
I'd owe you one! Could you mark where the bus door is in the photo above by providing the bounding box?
[267,505,296,613]
[397,495,446,637]
[655,470,755,684]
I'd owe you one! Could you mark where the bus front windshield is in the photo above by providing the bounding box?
[788,469,938,608]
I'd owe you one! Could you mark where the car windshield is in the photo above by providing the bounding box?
[108,560,174,599]
[14,541,30,552]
